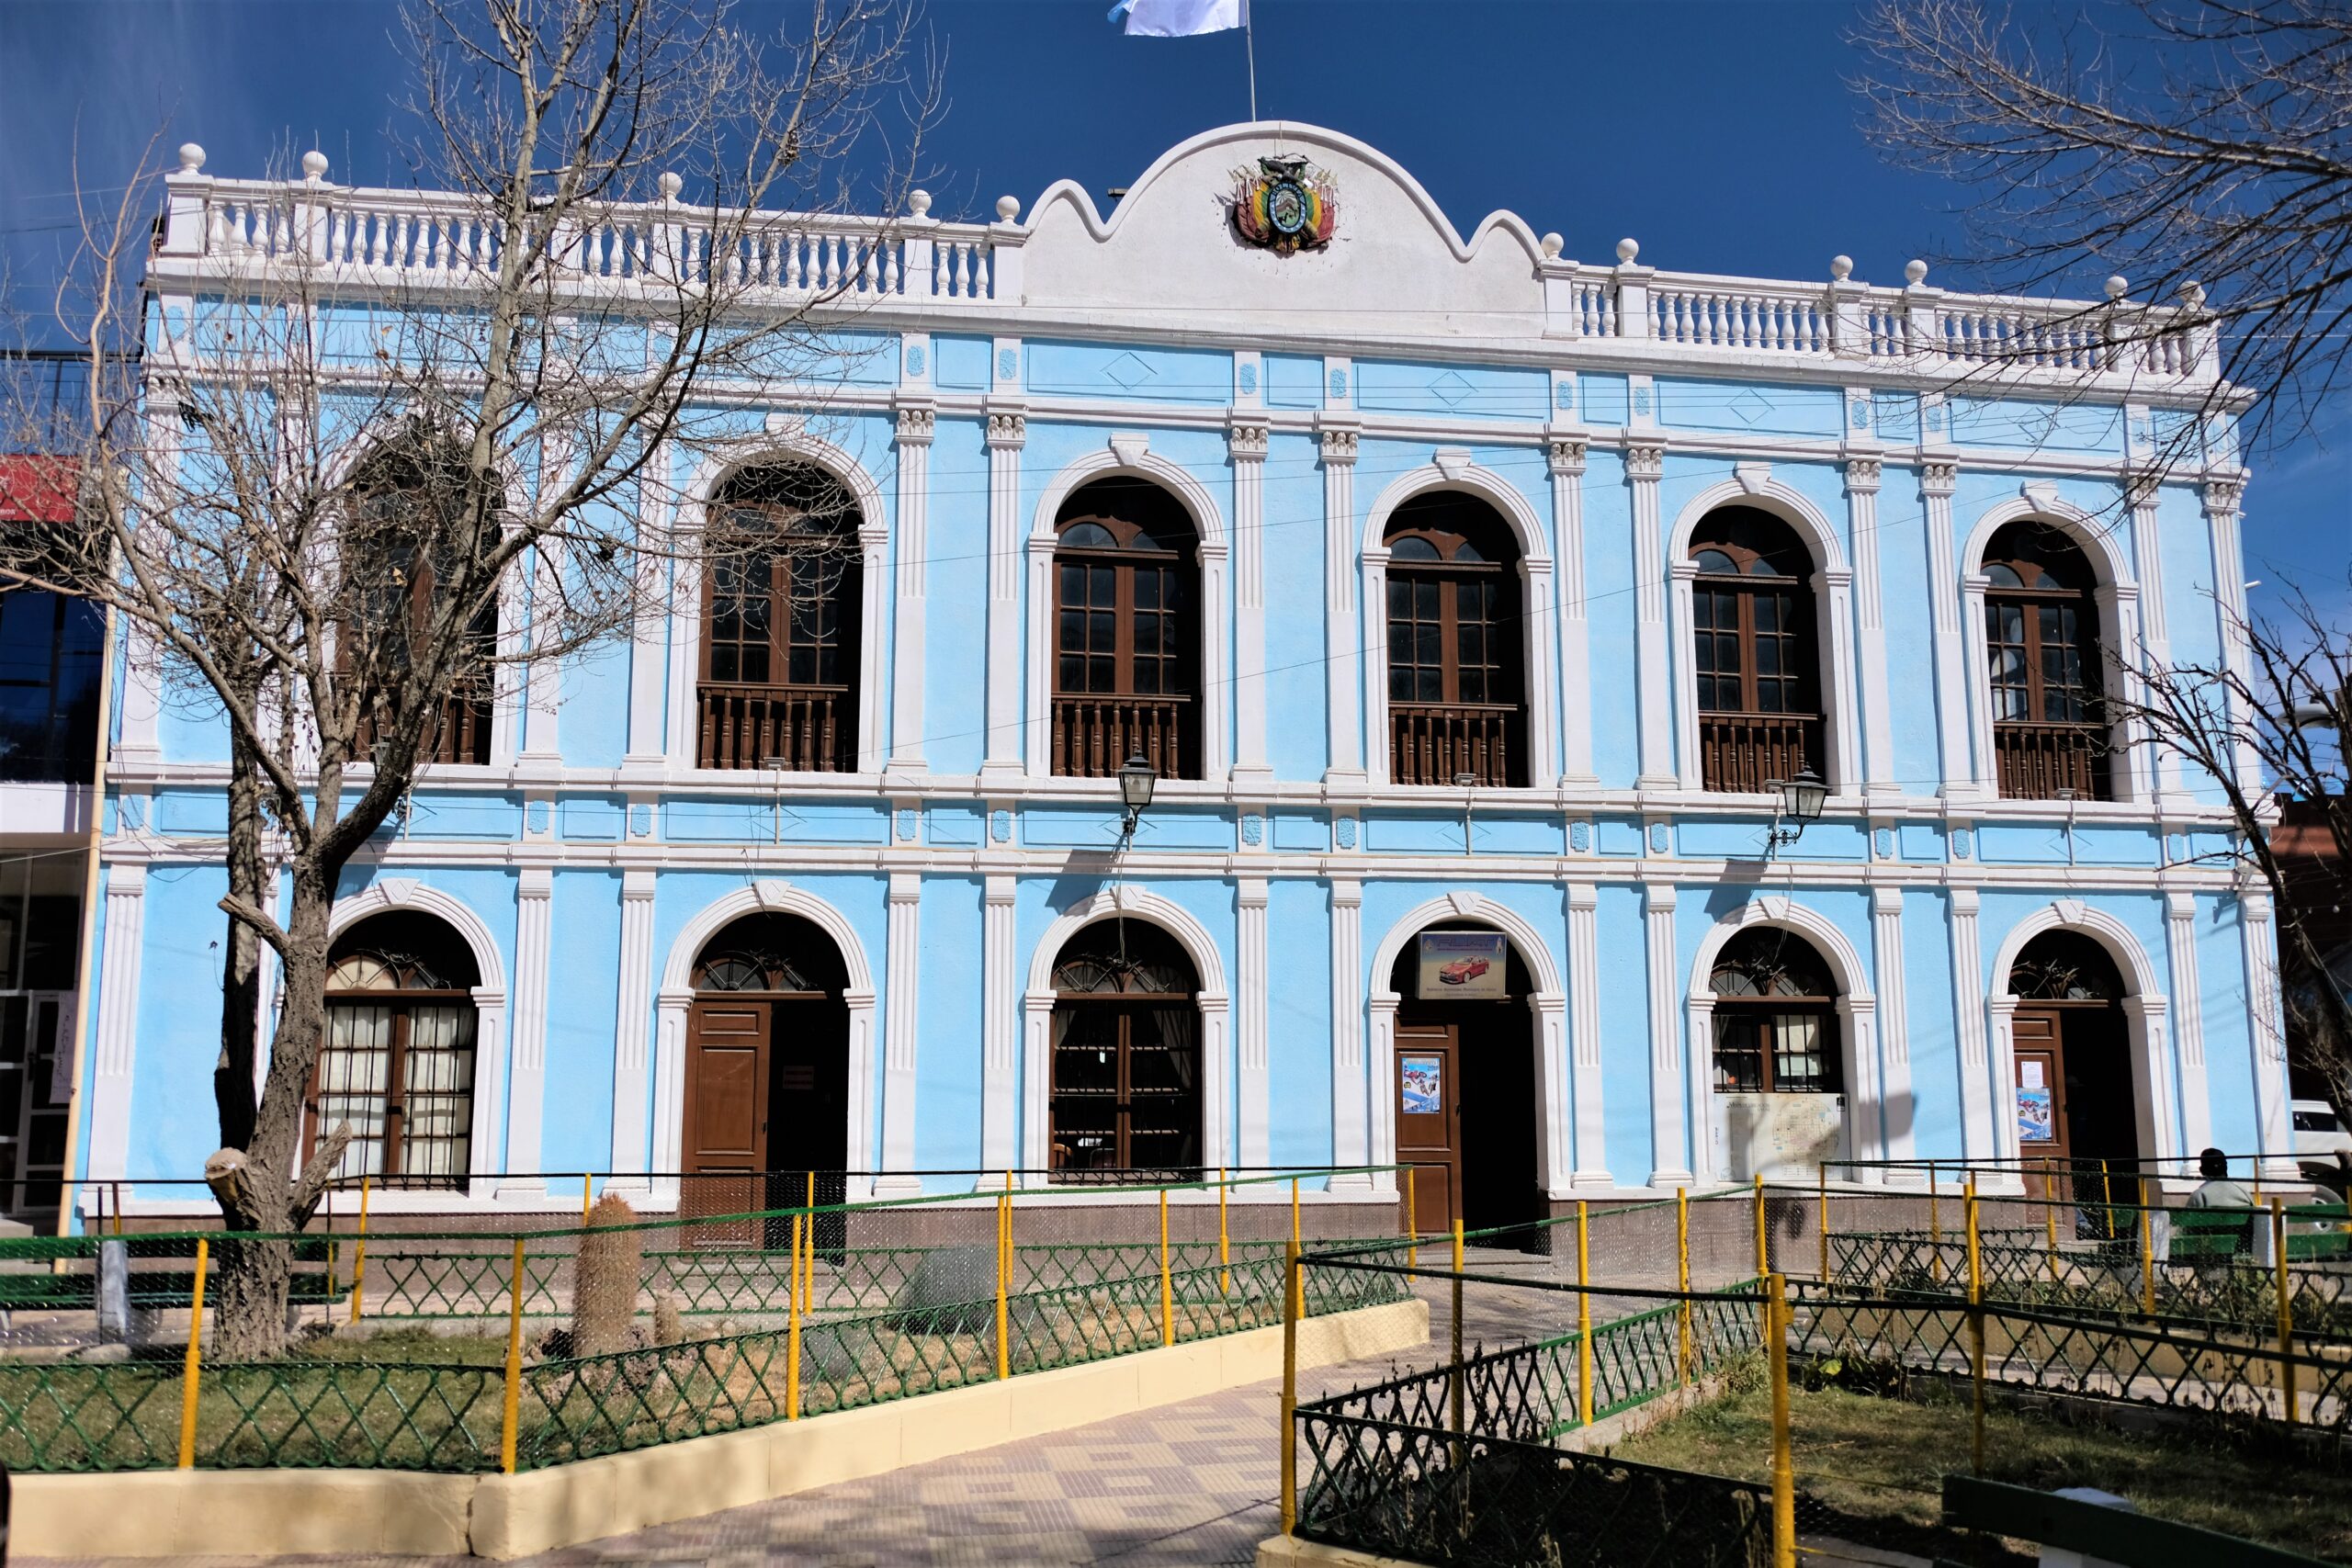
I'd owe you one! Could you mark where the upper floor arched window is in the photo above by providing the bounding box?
[308,910,481,1189]
[698,464,863,772]
[1709,926,1840,1095]
[1689,508,1822,794]
[1384,491,1525,787]
[1051,478,1200,780]
[345,438,499,767]
[1983,522,2109,801]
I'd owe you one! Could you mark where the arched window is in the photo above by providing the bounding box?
[308,911,481,1188]
[1984,522,2109,801]
[2007,931,2125,1002]
[698,464,864,771]
[1384,491,1525,786]
[1050,478,1201,779]
[345,440,499,767]
[1689,509,1822,794]
[1709,927,1840,1095]
[1048,920,1201,1181]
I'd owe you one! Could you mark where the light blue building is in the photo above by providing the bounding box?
[72,124,2292,1227]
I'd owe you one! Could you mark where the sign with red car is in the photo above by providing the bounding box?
[1415,931,1510,1000]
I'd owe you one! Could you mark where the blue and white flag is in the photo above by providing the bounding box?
[1108,0,1248,38]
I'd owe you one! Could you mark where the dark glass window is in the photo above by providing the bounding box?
[1048,921,1202,1181]
[0,592,101,783]
[1710,928,1840,1094]
[1049,479,1200,779]
[309,912,482,1190]
[1983,522,2109,800]
[1382,491,1525,786]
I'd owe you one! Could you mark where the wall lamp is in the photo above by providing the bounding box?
[1117,753,1158,839]
[1764,767,1827,855]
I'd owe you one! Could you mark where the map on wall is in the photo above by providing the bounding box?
[1720,1092,1846,1181]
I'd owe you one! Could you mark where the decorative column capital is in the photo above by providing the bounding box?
[1644,882,1677,914]
[1623,441,1666,480]
[1238,876,1270,908]
[1871,885,1904,916]
[1329,876,1363,908]
[2124,468,2162,511]
[2202,474,2245,516]
[888,870,922,904]
[1844,457,1883,492]
[622,867,657,901]
[1227,419,1270,460]
[1919,460,1959,497]
[1317,423,1360,465]
[985,409,1027,449]
[893,402,936,446]
[1546,435,1589,476]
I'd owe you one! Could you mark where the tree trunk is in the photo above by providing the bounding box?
[213,719,265,1152]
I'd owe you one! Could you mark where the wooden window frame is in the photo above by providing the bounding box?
[308,981,479,1190]
[695,488,863,773]
[1688,518,1826,794]
[1382,513,1526,788]
[1984,531,2111,801]
[1049,510,1201,780]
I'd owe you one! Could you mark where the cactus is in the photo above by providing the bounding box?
[572,1192,644,1357]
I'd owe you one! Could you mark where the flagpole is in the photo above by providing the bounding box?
[1245,2,1258,120]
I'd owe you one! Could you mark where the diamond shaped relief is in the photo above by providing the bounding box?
[1731,389,1773,427]
[1104,352,1155,389]
[1429,371,1474,408]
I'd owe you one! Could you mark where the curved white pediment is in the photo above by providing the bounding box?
[1021,121,1551,336]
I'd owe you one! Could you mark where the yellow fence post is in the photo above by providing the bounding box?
[1448,1242,1464,1439]
[1928,1168,1942,1283]
[1816,1164,1830,1283]
[348,1174,370,1324]
[581,1172,592,1223]
[2137,1177,2156,1314]
[1159,1186,1174,1348]
[1965,1176,1984,1477]
[786,1212,804,1420]
[1291,1177,1304,1319]
[175,1236,209,1470]
[1752,1175,1769,1280]
[1676,1184,1691,1387]
[1406,1166,1419,1269]
[2043,1182,2060,1285]
[995,1191,1012,1382]
[1218,1167,1230,1296]
[1452,1217,1464,1275]
[1576,1200,1593,1428]
[2273,1196,2297,1424]
[802,1171,817,1316]
[499,1235,524,1474]
[1279,1233,1299,1537]
[1767,1273,1794,1568]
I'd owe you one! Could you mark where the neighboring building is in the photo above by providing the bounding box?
[0,352,107,1225]
[79,124,2295,1225]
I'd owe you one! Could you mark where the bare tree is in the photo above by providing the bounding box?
[1854,0,2352,444]
[1,0,933,1357]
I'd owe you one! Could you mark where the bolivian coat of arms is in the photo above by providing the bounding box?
[1230,155,1337,254]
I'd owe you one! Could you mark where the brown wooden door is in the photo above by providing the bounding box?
[2012,1008,2068,1199]
[684,1000,771,1240]
[1395,1024,1460,1234]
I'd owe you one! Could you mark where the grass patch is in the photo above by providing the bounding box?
[1611,1371,2351,1562]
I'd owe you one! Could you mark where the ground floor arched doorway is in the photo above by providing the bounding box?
[1389,921,1543,1242]
[682,910,851,1243]
[2007,931,2137,1230]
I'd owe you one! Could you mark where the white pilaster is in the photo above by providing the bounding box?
[85,864,147,1182]
[1919,463,1976,799]
[1868,886,1913,1162]
[1949,887,1995,1161]
[1551,435,1598,786]
[1848,458,1897,795]
[980,875,1019,1177]
[2238,891,2296,1179]
[888,402,934,771]
[1319,421,1364,786]
[876,872,922,1193]
[1229,421,1272,790]
[2203,476,2264,795]
[1627,443,1677,791]
[498,866,553,1194]
[621,444,673,770]
[2121,992,2180,1171]
[1329,879,1369,1187]
[1236,878,1272,1169]
[2127,473,2186,802]
[979,407,1026,782]
[2164,891,2212,1156]
[519,439,570,763]
[1565,883,1610,1188]
[1644,881,1690,1185]
[606,869,658,1187]
[1532,991,1571,1195]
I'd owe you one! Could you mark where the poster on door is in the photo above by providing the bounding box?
[2016,1058,2055,1144]
[1399,1055,1443,1116]
[1416,931,1509,999]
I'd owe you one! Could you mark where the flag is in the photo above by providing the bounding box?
[1108,0,1248,38]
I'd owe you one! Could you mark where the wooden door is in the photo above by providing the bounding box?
[684,1000,771,1241]
[1395,1023,1460,1234]
[2011,1008,2068,1200]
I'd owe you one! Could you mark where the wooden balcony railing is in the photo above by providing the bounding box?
[356,689,492,767]
[696,682,854,772]
[1051,694,1191,779]
[1698,712,1822,795]
[1995,721,2109,801]
[1389,702,1519,787]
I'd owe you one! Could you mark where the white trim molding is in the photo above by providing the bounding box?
[877,872,922,1194]
[85,864,150,1183]
[1948,887,1995,1161]
[663,429,893,776]
[607,868,659,1188]
[980,874,1019,1179]
[1228,419,1272,791]
[1025,434,1232,784]
[1320,421,1365,786]
[1020,886,1232,1178]
[888,400,936,771]
[1626,443,1677,791]
[2236,890,2296,1179]
[1917,462,1974,800]
[1685,896,1881,1184]
[1329,878,1368,1186]
[1236,877,1272,1167]
[2163,890,2211,1156]
[1360,457,1559,789]
[1563,881,1610,1189]
[1550,434,1598,787]
[653,879,879,1199]
[980,405,1027,782]
[1869,885,1917,1167]
[1643,882,1688,1185]
[1363,891,1568,1198]
[499,865,554,1197]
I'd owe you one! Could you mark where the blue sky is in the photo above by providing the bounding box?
[2,0,2342,624]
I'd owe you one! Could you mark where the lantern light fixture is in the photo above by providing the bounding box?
[1117,754,1158,838]
[1764,767,1826,855]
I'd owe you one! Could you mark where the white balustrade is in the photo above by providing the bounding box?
[1648,280,1830,354]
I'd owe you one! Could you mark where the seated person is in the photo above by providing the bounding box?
[2186,1146,2254,1210]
